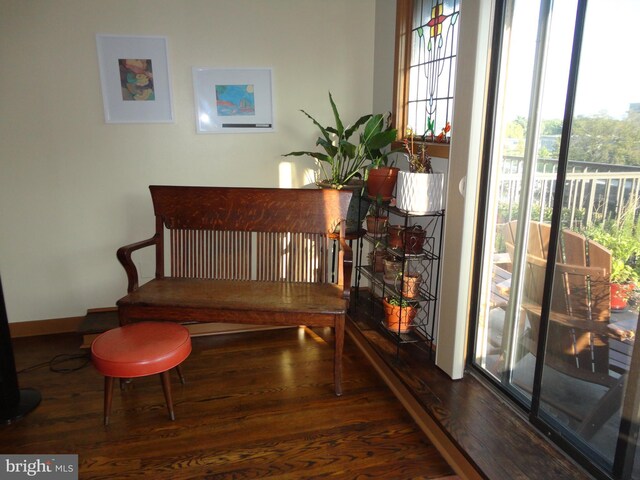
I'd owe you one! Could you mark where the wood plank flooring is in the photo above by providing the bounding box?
[348,292,594,480]
[1,327,458,480]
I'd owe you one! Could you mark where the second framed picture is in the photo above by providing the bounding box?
[192,68,274,134]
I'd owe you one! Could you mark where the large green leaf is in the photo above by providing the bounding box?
[345,114,372,140]
[363,114,384,140]
[283,151,330,162]
[300,109,331,143]
[328,92,345,137]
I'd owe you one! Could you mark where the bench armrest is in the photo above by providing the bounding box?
[117,235,159,293]
[338,219,353,302]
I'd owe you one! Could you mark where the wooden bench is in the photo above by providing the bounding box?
[116,185,353,395]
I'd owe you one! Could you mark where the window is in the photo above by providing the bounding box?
[471,0,640,478]
[394,0,460,158]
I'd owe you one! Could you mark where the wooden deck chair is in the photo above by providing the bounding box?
[503,221,625,438]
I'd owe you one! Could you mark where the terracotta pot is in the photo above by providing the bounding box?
[611,282,635,310]
[387,225,404,249]
[366,215,388,236]
[400,273,422,299]
[369,249,386,273]
[403,226,426,254]
[318,180,370,234]
[366,167,399,201]
[382,298,418,333]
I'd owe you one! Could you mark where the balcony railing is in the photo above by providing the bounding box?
[497,157,640,229]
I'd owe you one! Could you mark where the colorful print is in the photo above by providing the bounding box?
[119,59,155,101]
[215,84,255,116]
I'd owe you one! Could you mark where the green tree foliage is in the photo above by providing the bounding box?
[568,114,640,166]
[503,113,640,166]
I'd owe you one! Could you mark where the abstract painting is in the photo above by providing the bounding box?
[215,85,255,116]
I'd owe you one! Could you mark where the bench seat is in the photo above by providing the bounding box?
[118,278,348,324]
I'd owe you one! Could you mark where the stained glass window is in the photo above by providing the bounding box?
[407,0,460,143]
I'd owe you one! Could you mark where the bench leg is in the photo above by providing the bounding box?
[334,315,344,396]
[159,370,175,421]
[104,376,115,426]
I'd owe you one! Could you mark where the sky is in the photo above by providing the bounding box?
[505,0,640,121]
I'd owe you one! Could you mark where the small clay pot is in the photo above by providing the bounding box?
[400,273,422,299]
[369,249,386,273]
[403,226,426,254]
[382,298,418,333]
[387,225,404,249]
[366,215,388,236]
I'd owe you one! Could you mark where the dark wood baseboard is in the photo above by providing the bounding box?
[9,316,85,338]
[10,308,292,346]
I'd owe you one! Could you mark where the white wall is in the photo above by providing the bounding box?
[0,0,383,323]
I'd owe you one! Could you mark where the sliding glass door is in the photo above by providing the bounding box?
[473,0,640,477]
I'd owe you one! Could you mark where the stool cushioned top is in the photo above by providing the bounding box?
[91,322,192,378]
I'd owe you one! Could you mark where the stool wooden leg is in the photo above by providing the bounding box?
[159,371,175,421]
[175,364,186,385]
[104,376,115,426]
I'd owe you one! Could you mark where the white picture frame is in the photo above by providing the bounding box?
[96,35,174,124]
[192,67,274,133]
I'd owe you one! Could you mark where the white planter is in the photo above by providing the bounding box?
[396,171,444,214]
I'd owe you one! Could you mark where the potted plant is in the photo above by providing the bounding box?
[382,297,418,333]
[583,215,640,310]
[362,114,401,201]
[396,129,445,214]
[284,93,395,233]
[383,256,403,284]
[369,244,386,273]
[365,197,388,236]
[387,224,404,250]
[610,260,638,310]
[403,225,426,254]
[399,272,422,299]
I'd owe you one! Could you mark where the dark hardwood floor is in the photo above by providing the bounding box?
[348,292,594,480]
[2,326,458,480]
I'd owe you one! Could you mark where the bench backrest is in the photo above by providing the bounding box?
[149,186,352,283]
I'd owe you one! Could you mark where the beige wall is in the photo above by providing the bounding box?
[0,0,388,323]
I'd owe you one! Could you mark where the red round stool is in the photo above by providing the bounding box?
[91,322,192,425]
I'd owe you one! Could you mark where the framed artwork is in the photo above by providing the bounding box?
[192,68,273,133]
[96,35,174,123]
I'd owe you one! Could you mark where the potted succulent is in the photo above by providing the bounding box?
[396,129,445,214]
[382,297,418,333]
[368,243,386,273]
[365,197,388,236]
[387,224,405,250]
